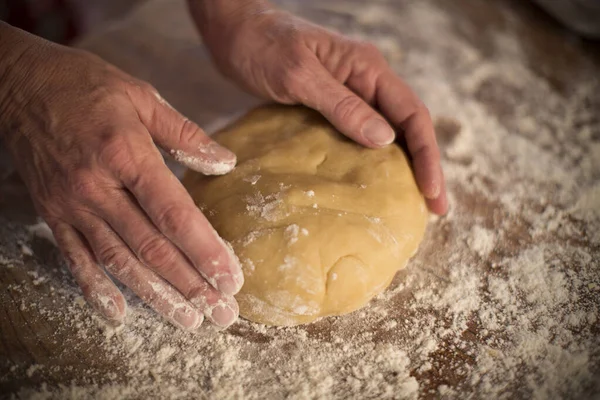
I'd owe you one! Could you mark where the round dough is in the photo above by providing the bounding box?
[183,105,427,326]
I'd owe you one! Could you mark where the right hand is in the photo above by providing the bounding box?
[189,1,447,215]
[0,24,242,330]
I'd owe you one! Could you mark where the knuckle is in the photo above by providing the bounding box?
[67,261,85,276]
[126,79,157,98]
[69,170,99,200]
[352,40,384,62]
[350,40,387,75]
[62,251,88,277]
[98,135,156,187]
[281,57,311,92]
[288,38,307,56]
[122,156,155,192]
[414,140,441,163]
[178,119,203,147]
[185,283,211,304]
[99,244,122,268]
[415,104,435,129]
[421,105,433,122]
[360,42,383,59]
[100,245,132,279]
[138,80,157,94]
[333,94,364,122]
[98,135,133,170]
[415,102,431,118]
[137,235,178,270]
[156,205,192,238]
[407,102,432,124]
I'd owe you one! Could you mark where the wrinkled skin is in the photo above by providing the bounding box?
[190,1,447,214]
[0,0,447,330]
[0,28,241,330]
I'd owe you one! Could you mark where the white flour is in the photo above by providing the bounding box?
[1,0,599,399]
[170,149,235,176]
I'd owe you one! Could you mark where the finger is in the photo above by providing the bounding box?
[73,213,203,331]
[131,84,236,176]
[113,148,244,296]
[193,291,239,329]
[371,69,448,214]
[291,58,396,148]
[51,221,126,322]
[426,171,448,215]
[96,188,239,327]
[294,59,447,214]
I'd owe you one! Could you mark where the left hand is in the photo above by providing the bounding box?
[188,0,447,215]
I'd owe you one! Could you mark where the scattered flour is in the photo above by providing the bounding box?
[20,243,34,257]
[243,175,261,185]
[468,226,496,257]
[284,224,301,245]
[1,0,599,399]
[245,191,285,221]
[27,222,57,246]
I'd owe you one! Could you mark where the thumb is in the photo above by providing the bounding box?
[133,85,236,175]
[293,61,395,148]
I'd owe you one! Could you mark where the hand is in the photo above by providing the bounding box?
[0,23,242,330]
[189,0,447,215]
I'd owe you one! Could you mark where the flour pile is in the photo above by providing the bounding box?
[1,0,599,399]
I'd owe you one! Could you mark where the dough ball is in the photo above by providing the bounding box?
[183,105,427,326]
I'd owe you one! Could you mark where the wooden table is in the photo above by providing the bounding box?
[1,0,599,398]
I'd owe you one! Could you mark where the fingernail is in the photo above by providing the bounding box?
[171,142,237,176]
[215,238,244,295]
[92,295,124,322]
[216,275,242,296]
[199,142,236,163]
[173,306,203,330]
[210,303,238,328]
[103,299,120,320]
[196,142,237,175]
[362,119,395,146]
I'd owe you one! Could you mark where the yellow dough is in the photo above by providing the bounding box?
[182,105,428,326]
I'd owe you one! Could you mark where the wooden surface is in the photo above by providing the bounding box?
[1,0,599,398]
